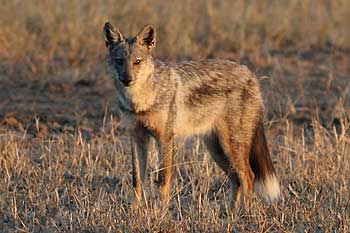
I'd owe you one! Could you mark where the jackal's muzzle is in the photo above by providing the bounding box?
[119,75,132,86]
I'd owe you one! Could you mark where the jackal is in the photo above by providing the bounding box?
[103,22,280,210]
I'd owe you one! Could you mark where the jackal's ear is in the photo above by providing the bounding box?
[136,24,156,50]
[103,21,124,48]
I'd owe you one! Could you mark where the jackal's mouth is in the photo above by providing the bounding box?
[121,79,133,87]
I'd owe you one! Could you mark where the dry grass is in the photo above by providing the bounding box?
[0,0,350,232]
[1,0,350,78]
[0,116,349,232]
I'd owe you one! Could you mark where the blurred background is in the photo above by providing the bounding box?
[1,0,349,134]
[0,1,349,231]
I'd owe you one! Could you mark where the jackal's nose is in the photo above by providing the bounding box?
[120,76,132,86]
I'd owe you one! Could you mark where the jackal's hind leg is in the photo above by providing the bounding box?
[229,150,254,209]
[216,128,255,210]
[203,133,240,210]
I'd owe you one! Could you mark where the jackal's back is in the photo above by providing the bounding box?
[166,59,263,137]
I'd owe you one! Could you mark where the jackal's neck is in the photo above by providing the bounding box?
[124,63,158,114]
[122,59,176,114]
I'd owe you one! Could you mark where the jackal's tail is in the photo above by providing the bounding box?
[250,118,281,202]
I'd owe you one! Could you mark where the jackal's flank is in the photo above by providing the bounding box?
[103,21,280,210]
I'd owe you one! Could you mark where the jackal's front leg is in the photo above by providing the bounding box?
[130,124,151,206]
[156,137,175,207]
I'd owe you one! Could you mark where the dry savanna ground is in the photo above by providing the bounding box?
[0,0,349,232]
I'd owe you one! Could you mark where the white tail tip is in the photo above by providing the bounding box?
[254,175,281,202]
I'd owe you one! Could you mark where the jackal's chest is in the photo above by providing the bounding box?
[117,105,167,138]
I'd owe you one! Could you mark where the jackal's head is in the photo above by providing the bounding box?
[103,22,156,87]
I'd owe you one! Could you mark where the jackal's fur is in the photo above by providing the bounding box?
[103,22,280,210]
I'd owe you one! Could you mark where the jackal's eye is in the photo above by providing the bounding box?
[134,58,142,65]
[115,59,123,65]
